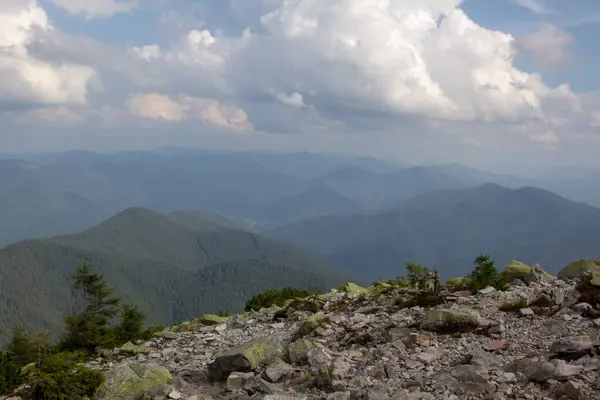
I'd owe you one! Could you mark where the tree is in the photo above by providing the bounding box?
[404,262,430,288]
[7,327,51,366]
[114,305,145,344]
[468,254,499,292]
[61,264,121,352]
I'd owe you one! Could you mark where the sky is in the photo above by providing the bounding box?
[1,0,600,172]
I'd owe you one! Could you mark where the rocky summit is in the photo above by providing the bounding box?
[10,272,600,400]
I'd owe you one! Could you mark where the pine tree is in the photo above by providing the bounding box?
[468,254,499,291]
[61,264,120,352]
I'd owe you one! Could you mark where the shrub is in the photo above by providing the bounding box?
[26,352,104,400]
[245,287,312,311]
[467,254,508,292]
[404,263,430,288]
[0,351,22,395]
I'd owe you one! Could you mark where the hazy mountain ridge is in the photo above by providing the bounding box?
[0,207,350,343]
[268,183,600,280]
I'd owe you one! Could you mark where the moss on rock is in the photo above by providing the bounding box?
[200,314,230,326]
[420,308,482,333]
[95,363,172,400]
[558,259,600,279]
[338,282,367,294]
[207,335,284,381]
[119,341,153,354]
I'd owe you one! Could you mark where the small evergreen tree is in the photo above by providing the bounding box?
[405,262,430,288]
[113,304,145,344]
[61,264,121,352]
[468,254,499,292]
[7,327,51,366]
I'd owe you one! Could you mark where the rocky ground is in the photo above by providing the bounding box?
[6,270,600,400]
[70,270,600,400]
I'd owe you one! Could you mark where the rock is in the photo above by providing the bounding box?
[406,332,429,347]
[207,335,284,381]
[119,341,154,354]
[506,358,583,382]
[484,339,506,351]
[243,376,277,394]
[199,314,230,326]
[550,336,594,359]
[449,364,490,394]
[226,372,252,390]
[288,338,316,365]
[478,286,496,295]
[420,308,483,332]
[558,259,600,280]
[264,358,294,383]
[338,282,368,294]
[519,308,534,316]
[292,313,328,341]
[95,363,172,400]
[327,392,352,400]
[552,381,580,400]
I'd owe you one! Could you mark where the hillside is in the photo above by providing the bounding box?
[0,207,350,343]
[311,166,467,209]
[268,184,600,280]
[258,184,364,223]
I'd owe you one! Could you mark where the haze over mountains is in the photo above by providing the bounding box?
[2,148,600,340]
[3,148,600,247]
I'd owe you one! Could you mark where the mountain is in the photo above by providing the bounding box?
[258,184,364,223]
[267,184,600,280]
[311,166,467,209]
[0,207,350,343]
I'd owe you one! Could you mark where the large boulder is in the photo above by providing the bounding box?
[503,260,548,284]
[558,259,600,280]
[420,308,486,332]
[94,363,172,400]
[207,335,285,381]
[199,314,230,326]
[338,282,367,295]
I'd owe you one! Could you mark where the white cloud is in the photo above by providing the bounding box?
[512,0,553,14]
[48,0,138,19]
[0,0,96,106]
[126,92,252,132]
[516,23,573,68]
[529,130,559,143]
[591,111,600,128]
[272,91,306,108]
[126,93,183,122]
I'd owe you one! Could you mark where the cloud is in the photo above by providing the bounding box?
[1,0,598,167]
[516,23,573,68]
[126,93,183,121]
[0,0,96,107]
[272,91,307,108]
[48,0,138,19]
[512,0,553,14]
[529,130,558,143]
[126,93,252,132]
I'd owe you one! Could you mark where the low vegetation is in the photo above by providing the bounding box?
[0,264,160,399]
[245,287,315,311]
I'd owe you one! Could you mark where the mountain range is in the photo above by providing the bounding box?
[0,207,349,344]
[268,184,600,280]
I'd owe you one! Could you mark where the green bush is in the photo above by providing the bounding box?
[245,287,312,311]
[404,262,430,288]
[0,351,22,395]
[26,352,104,400]
[467,254,508,292]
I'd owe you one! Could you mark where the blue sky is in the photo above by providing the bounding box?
[1,0,600,172]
